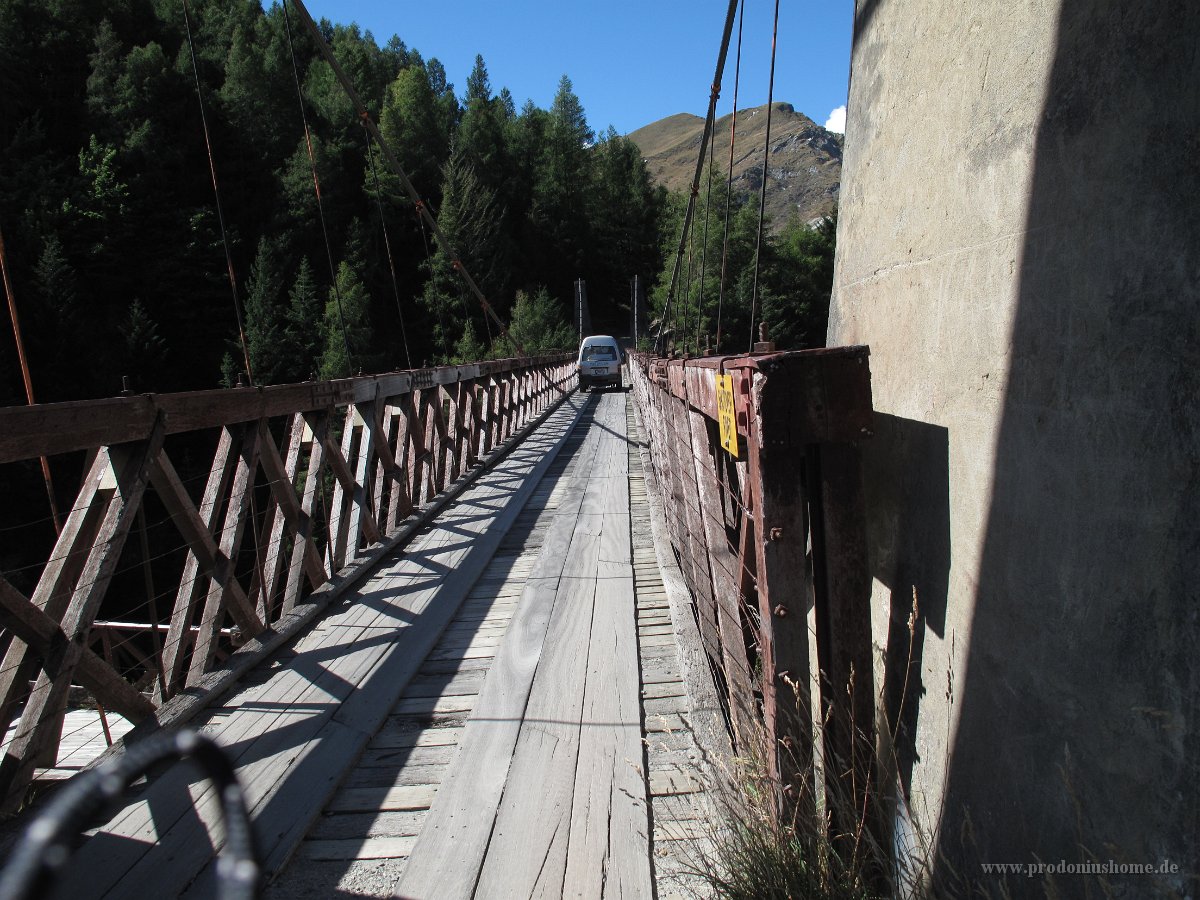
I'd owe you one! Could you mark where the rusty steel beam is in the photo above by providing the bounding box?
[631,347,876,837]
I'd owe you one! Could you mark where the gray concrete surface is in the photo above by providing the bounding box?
[830,0,1200,892]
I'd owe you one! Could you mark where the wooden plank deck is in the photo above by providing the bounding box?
[42,392,588,899]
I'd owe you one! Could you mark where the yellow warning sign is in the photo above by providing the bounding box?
[716,373,738,458]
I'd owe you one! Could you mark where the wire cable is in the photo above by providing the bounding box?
[693,131,719,353]
[282,0,354,377]
[652,0,741,356]
[180,0,253,385]
[716,0,745,352]
[749,0,781,352]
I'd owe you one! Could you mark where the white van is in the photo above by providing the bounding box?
[576,335,624,392]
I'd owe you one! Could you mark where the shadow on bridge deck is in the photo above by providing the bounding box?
[31,387,717,899]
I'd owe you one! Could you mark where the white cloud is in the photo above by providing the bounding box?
[824,105,846,134]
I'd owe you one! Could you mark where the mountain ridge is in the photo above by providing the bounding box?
[627,102,842,230]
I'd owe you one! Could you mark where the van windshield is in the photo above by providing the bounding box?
[582,346,617,361]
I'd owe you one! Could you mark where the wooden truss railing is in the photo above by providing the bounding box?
[630,348,876,834]
[0,354,574,813]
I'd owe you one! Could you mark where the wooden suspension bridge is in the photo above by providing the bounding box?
[0,347,875,897]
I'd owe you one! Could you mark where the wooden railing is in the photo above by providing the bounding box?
[0,354,574,813]
[630,348,876,833]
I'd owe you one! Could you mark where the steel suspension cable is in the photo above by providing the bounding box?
[716,0,746,353]
[0,223,61,534]
[692,130,719,353]
[286,0,523,356]
[180,0,253,384]
[677,214,697,354]
[749,0,781,352]
[282,1,354,377]
[653,0,741,356]
[362,124,413,369]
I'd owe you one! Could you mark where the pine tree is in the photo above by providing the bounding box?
[123,298,168,391]
[531,76,593,302]
[465,54,490,104]
[319,261,374,380]
[501,287,574,355]
[380,63,453,199]
[419,148,508,360]
[283,257,323,381]
[31,235,88,399]
[244,236,289,385]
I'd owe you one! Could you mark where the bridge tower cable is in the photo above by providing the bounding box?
[362,126,413,369]
[282,1,355,377]
[286,0,524,357]
[749,0,781,352]
[715,0,745,354]
[180,0,254,385]
[653,0,741,356]
[692,123,719,354]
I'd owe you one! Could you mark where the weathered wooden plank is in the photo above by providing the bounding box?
[300,835,417,860]
[326,406,358,573]
[283,413,329,615]
[472,537,601,898]
[150,444,264,672]
[431,385,450,497]
[398,407,602,899]
[186,425,261,684]
[371,400,395,534]
[473,394,631,900]
[257,415,325,609]
[251,415,301,621]
[328,785,436,814]
[385,403,414,528]
[687,402,756,751]
[564,400,652,899]
[308,809,425,840]
[346,402,378,561]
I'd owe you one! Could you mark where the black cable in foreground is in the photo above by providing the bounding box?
[0,730,259,900]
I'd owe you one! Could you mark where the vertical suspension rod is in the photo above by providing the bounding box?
[0,224,62,534]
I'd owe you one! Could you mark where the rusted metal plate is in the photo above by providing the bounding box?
[638,347,873,449]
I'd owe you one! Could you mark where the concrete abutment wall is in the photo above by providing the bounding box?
[830,0,1199,887]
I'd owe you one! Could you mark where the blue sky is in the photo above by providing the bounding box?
[290,1,854,136]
